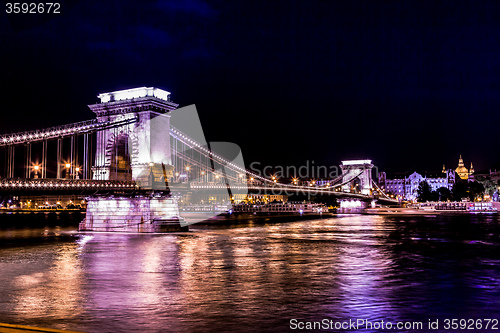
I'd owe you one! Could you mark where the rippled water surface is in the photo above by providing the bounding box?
[0,212,500,332]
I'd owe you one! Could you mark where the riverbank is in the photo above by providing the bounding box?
[0,209,84,213]
[0,210,84,229]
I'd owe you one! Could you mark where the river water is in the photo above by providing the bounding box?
[0,212,499,332]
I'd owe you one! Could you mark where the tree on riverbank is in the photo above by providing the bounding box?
[452,180,485,201]
[417,182,451,202]
[417,181,434,202]
[437,187,451,201]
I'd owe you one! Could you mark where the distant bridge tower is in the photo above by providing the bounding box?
[88,87,178,184]
[340,159,374,195]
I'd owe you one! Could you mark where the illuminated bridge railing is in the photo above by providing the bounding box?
[189,182,371,198]
[0,119,98,146]
[0,117,138,146]
[0,178,137,191]
[170,125,388,199]
[169,126,365,192]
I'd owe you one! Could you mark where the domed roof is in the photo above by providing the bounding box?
[455,155,469,179]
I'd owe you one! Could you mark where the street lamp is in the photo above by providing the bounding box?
[75,167,80,179]
[65,163,71,179]
[33,165,40,179]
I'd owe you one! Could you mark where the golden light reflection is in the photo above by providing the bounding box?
[176,225,315,317]
[13,244,83,322]
[136,237,177,307]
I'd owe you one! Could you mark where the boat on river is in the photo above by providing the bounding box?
[414,201,498,214]
[233,201,328,214]
[365,207,436,215]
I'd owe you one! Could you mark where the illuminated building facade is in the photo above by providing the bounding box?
[380,170,456,201]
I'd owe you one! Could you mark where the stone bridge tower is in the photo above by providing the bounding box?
[88,87,178,184]
[340,159,374,195]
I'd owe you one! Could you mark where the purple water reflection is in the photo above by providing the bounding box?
[0,214,499,332]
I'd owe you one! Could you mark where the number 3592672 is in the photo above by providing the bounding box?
[6,3,61,14]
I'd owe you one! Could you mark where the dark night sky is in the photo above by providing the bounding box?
[1,0,499,174]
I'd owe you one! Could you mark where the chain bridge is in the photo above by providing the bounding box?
[0,87,396,231]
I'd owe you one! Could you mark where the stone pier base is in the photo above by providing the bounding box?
[79,196,188,232]
[337,199,368,214]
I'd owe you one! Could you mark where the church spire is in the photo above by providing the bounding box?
[456,155,469,180]
[442,164,446,173]
[470,162,474,174]
[458,155,464,167]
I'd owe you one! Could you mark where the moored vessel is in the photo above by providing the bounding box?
[232,201,328,214]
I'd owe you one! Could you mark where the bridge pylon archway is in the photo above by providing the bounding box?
[107,133,133,181]
[88,87,179,185]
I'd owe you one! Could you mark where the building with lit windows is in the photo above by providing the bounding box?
[379,169,456,201]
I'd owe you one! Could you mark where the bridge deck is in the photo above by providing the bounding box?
[0,178,137,192]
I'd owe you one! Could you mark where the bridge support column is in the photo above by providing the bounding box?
[42,140,47,179]
[7,145,14,178]
[83,133,90,179]
[56,138,62,179]
[25,143,31,178]
[70,135,78,179]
